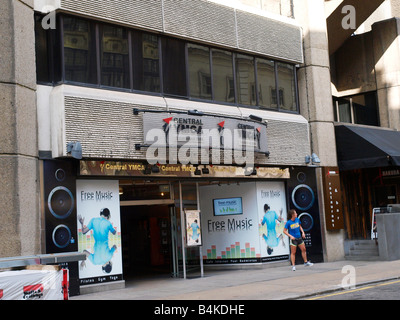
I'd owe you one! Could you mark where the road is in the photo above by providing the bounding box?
[302,279,400,300]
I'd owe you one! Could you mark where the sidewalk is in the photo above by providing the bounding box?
[70,259,400,300]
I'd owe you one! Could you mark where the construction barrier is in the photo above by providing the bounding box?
[0,266,68,300]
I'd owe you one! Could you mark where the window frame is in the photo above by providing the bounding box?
[35,13,300,114]
[333,92,380,126]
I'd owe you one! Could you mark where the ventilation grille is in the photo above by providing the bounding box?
[61,0,164,32]
[163,0,237,47]
[64,95,309,165]
[236,10,302,62]
[60,0,303,63]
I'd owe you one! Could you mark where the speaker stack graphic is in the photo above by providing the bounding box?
[43,160,80,296]
[287,167,323,264]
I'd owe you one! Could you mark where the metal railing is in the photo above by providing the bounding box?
[0,252,86,269]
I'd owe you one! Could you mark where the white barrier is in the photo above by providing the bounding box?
[0,267,68,300]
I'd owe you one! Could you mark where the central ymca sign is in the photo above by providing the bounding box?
[140,111,269,166]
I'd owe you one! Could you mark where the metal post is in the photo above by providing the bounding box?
[196,182,204,277]
[179,181,186,279]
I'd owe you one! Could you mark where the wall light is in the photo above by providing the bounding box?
[249,114,263,122]
[202,166,209,174]
[194,166,202,175]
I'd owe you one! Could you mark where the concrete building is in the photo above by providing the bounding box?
[1,0,399,295]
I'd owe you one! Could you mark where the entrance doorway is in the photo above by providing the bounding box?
[120,205,173,279]
[118,180,203,281]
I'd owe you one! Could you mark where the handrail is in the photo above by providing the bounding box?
[0,252,86,269]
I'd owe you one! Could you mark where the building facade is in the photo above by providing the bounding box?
[1,0,399,294]
[329,0,400,240]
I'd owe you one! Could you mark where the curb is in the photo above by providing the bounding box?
[287,276,400,300]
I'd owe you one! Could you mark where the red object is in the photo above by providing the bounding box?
[23,284,44,293]
[62,269,69,300]
[163,117,173,124]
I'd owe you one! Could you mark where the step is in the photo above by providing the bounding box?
[348,248,379,256]
[351,240,377,246]
[344,255,380,261]
[344,240,380,261]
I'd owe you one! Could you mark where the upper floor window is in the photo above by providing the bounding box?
[256,58,276,110]
[100,24,130,89]
[132,31,160,93]
[35,13,299,114]
[236,54,256,106]
[63,16,98,84]
[277,62,297,112]
[161,37,187,97]
[212,49,234,104]
[333,92,379,126]
[188,44,211,100]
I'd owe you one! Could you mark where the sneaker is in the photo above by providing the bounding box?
[304,261,313,267]
[292,266,296,271]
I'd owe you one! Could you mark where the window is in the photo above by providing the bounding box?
[35,14,63,83]
[256,58,276,110]
[212,49,234,103]
[335,97,352,123]
[333,92,379,126]
[35,15,51,83]
[161,37,187,97]
[132,31,160,93]
[235,54,256,106]
[277,62,297,112]
[352,93,379,126]
[63,16,98,84]
[36,14,300,114]
[100,24,130,88]
[188,44,211,100]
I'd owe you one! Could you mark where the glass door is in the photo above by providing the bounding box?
[171,181,203,278]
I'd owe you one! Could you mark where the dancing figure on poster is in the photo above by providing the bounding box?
[261,204,285,255]
[188,219,200,243]
[78,208,117,273]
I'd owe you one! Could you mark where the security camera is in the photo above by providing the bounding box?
[67,142,82,160]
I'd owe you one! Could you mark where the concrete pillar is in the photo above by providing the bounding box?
[0,0,40,257]
[295,0,345,261]
[295,0,337,167]
[372,18,400,130]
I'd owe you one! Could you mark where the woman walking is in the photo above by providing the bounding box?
[283,209,313,271]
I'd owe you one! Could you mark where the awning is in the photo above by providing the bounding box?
[335,124,400,170]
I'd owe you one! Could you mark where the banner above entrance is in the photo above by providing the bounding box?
[138,110,269,156]
[79,161,290,179]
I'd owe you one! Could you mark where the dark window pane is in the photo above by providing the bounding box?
[161,37,187,96]
[277,62,297,112]
[212,49,234,103]
[235,54,256,106]
[35,15,51,83]
[188,44,211,100]
[100,25,130,88]
[353,92,379,126]
[256,58,276,110]
[64,16,97,84]
[132,31,160,93]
